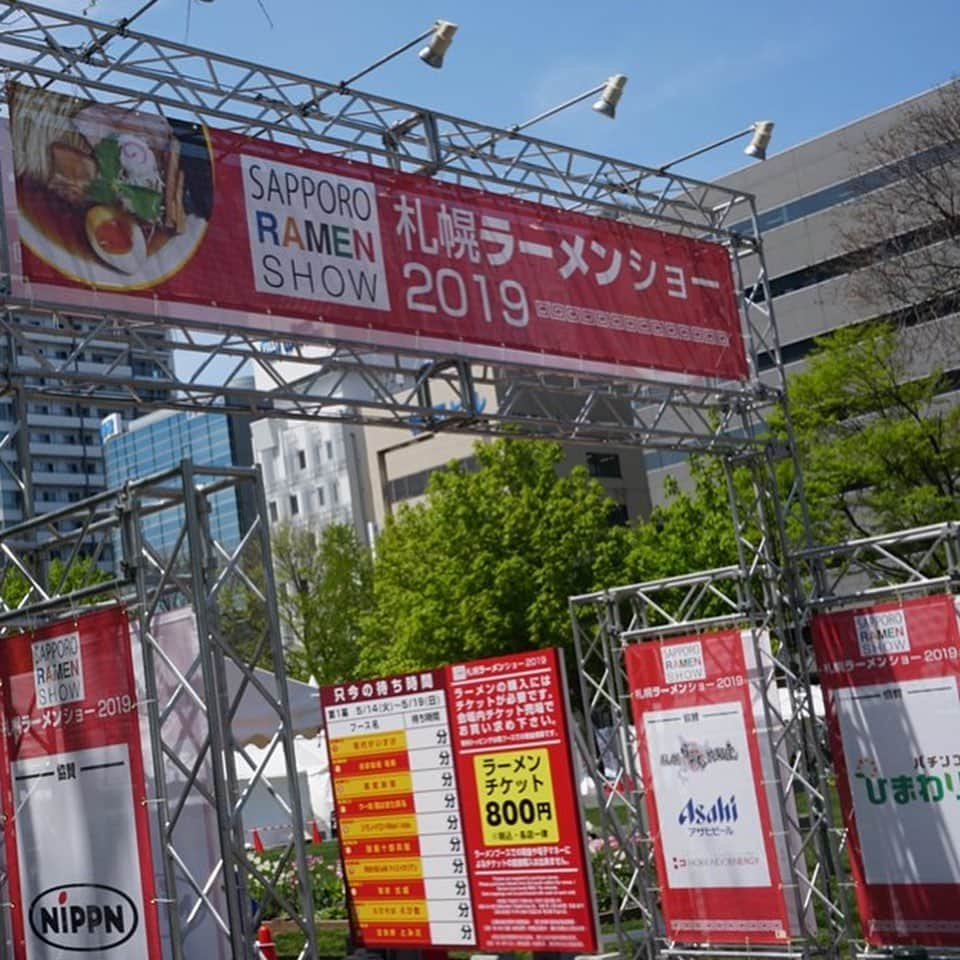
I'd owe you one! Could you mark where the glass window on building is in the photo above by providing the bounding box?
[289,494,299,516]
[317,486,325,506]
[297,449,307,470]
[331,480,339,504]
[586,452,622,478]
[268,501,278,522]
[325,440,333,460]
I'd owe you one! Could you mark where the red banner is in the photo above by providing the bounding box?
[0,606,161,960]
[625,630,792,943]
[7,84,746,380]
[812,594,960,946]
[447,649,597,953]
[320,649,597,953]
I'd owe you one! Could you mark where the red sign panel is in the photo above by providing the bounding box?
[320,649,597,953]
[812,594,960,946]
[625,630,792,943]
[447,649,597,952]
[0,606,161,960]
[6,84,746,380]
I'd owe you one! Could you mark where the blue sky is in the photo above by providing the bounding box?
[75,0,960,182]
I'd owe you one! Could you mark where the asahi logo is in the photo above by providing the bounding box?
[29,884,138,951]
[678,794,739,826]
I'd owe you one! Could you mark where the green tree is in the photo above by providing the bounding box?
[359,438,627,676]
[274,522,373,686]
[1,555,112,611]
[620,455,742,581]
[773,321,960,542]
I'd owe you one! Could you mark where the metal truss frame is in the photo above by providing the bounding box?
[570,477,851,960]
[0,0,788,459]
[0,2,756,239]
[571,517,960,960]
[0,462,316,960]
[0,4,836,959]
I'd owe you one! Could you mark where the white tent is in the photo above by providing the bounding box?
[144,607,333,841]
[238,733,334,839]
[228,663,322,746]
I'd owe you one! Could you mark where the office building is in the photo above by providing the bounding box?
[0,315,171,529]
[645,81,960,502]
[102,403,256,554]
[251,415,375,544]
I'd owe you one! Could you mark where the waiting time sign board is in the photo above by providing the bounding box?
[320,648,597,953]
[812,594,960,946]
[0,606,161,960]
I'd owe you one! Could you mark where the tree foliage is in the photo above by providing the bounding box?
[774,321,960,542]
[1,555,112,611]
[358,438,628,676]
[621,456,741,581]
[274,522,373,686]
[840,79,960,336]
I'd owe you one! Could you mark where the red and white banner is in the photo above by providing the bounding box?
[5,84,746,381]
[320,648,597,953]
[625,629,792,943]
[0,606,161,960]
[812,594,960,946]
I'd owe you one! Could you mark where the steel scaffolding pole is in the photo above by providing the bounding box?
[0,462,318,960]
[0,4,852,958]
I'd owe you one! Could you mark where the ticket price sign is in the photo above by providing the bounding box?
[0,606,161,960]
[321,649,597,954]
[625,631,792,943]
[812,594,960,946]
[448,649,598,953]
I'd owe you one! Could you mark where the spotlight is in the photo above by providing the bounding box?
[744,121,775,160]
[419,20,458,69]
[592,74,628,119]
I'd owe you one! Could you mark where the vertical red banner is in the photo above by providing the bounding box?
[625,630,791,943]
[0,606,161,960]
[812,593,960,945]
[447,649,599,954]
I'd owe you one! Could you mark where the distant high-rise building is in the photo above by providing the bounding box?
[0,315,172,530]
[251,415,375,545]
[102,402,256,554]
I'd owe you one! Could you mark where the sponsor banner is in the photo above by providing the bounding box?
[6,84,746,381]
[320,649,597,953]
[626,630,791,943]
[812,594,960,946]
[0,606,161,960]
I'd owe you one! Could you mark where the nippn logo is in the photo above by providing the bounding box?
[29,884,138,951]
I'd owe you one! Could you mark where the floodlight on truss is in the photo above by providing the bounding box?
[338,18,458,90]
[447,73,628,156]
[418,19,458,68]
[657,120,776,173]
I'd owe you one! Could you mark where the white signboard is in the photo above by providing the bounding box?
[643,703,771,889]
[835,676,960,885]
[13,745,153,958]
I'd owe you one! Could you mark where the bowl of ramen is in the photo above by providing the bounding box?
[9,84,213,290]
